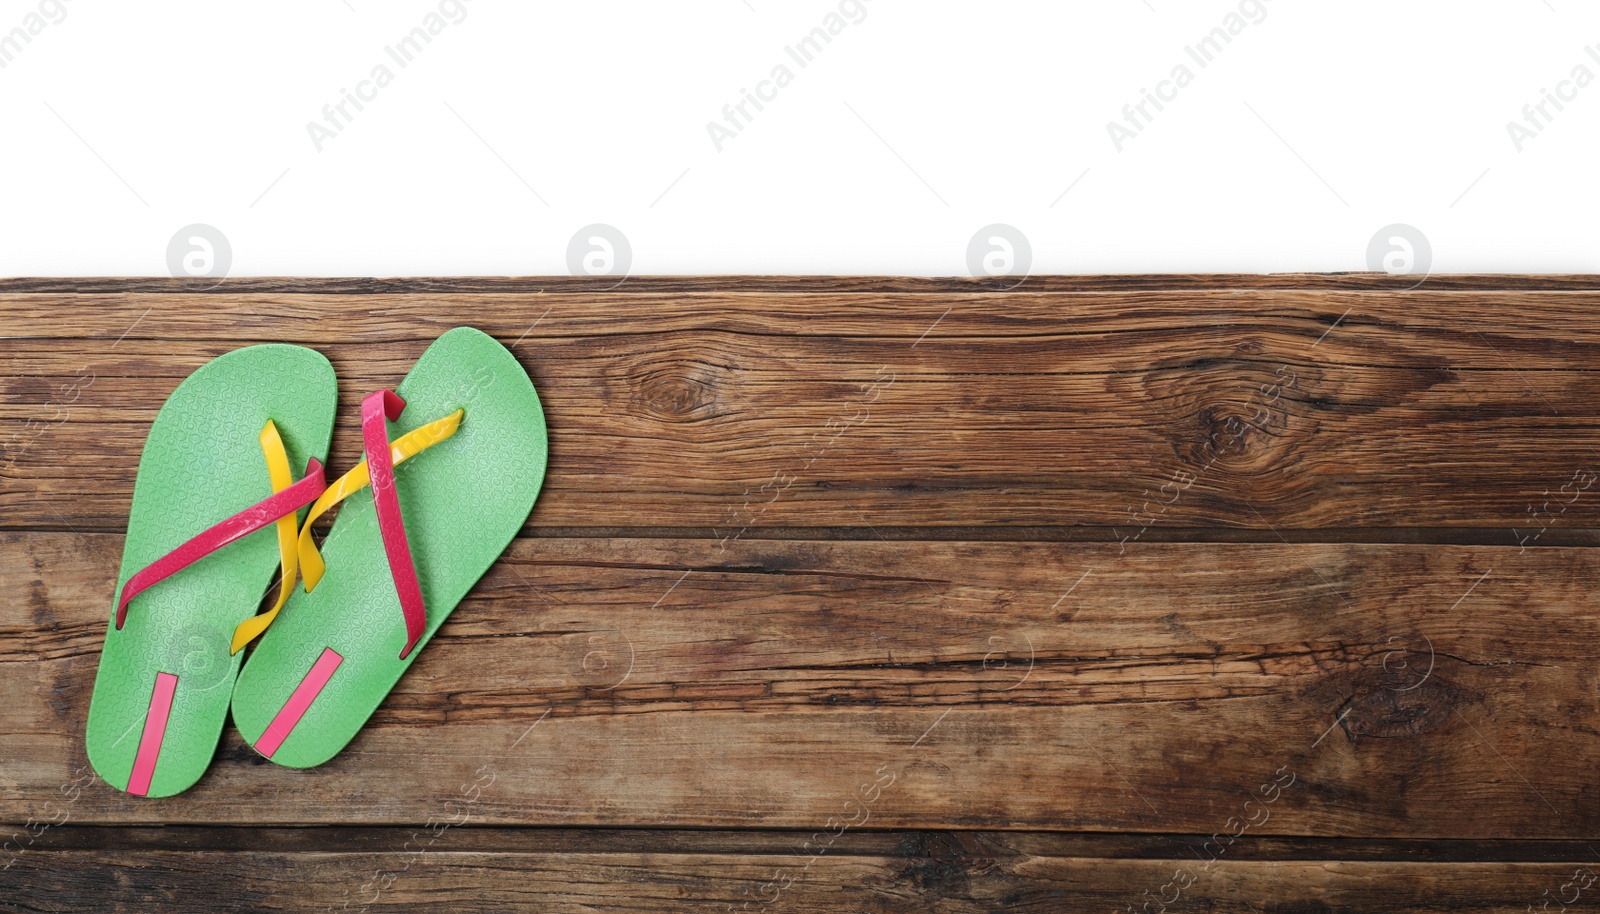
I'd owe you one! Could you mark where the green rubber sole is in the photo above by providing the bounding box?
[86,345,338,797]
[231,327,547,768]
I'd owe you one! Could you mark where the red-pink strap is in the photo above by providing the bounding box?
[127,671,178,796]
[362,389,428,659]
[115,459,326,630]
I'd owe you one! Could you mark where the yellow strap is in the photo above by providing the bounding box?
[298,410,464,593]
[228,421,301,654]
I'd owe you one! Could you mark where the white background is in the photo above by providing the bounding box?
[0,0,1595,277]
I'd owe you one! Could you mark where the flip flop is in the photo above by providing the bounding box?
[86,345,338,797]
[231,327,547,767]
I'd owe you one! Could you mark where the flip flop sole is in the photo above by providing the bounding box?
[231,327,547,768]
[86,345,337,797]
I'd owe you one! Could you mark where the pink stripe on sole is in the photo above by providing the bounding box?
[127,672,178,797]
[255,647,344,758]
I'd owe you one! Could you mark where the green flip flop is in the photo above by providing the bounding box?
[86,345,337,797]
[230,327,547,767]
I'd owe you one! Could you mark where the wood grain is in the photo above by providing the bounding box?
[6,829,1600,913]
[3,276,1595,910]
[5,531,1596,837]
[4,279,1600,533]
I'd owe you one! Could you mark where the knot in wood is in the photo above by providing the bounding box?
[1140,358,1299,475]
[629,359,721,422]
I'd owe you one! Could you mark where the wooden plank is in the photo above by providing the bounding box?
[22,826,1600,860]
[5,532,1597,836]
[4,275,1595,910]
[4,282,1600,533]
[6,835,1600,913]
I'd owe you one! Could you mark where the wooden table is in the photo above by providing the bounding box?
[4,275,1599,912]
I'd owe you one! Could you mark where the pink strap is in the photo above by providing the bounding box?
[115,460,326,629]
[362,390,428,659]
[254,647,344,758]
[127,671,178,797]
